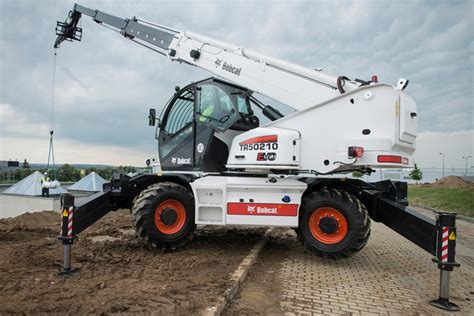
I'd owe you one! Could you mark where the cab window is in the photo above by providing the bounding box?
[163,88,194,135]
[236,94,250,114]
[198,84,234,121]
[197,84,239,131]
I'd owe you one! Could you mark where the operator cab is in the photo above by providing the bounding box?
[156,78,262,172]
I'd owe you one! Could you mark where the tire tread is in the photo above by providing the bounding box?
[132,182,195,250]
[298,188,371,259]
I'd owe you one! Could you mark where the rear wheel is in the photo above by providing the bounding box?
[297,188,370,258]
[132,182,195,250]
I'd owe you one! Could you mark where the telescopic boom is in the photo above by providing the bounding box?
[55,3,362,111]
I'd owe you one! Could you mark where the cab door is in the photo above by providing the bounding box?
[158,80,245,172]
[194,82,242,171]
[158,87,196,171]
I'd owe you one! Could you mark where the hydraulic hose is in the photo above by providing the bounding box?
[337,76,350,94]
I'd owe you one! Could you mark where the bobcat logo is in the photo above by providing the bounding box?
[215,58,222,68]
[171,157,191,165]
[247,205,256,214]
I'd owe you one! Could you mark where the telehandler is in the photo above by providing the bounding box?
[54,4,460,310]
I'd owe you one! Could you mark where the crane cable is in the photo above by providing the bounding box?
[47,49,57,179]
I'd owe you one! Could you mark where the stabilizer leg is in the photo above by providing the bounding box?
[429,213,460,311]
[364,190,461,311]
[58,194,77,277]
[56,190,116,277]
[429,270,460,311]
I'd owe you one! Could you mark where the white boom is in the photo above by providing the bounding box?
[167,30,360,111]
[55,4,417,174]
[55,4,360,111]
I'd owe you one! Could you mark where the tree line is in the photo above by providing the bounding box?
[1,160,137,183]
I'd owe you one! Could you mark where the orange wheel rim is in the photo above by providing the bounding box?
[309,207,348,244]
[154,199,186,235]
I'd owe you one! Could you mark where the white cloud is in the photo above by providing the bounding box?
[0,103,50,138]
[414,130,474,169]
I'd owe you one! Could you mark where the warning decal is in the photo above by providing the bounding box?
[227,203,298,216]
[449,231,456,241]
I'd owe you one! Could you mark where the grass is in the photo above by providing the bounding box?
[408,187,474,217]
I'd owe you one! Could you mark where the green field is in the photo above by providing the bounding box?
[408,187,474,217]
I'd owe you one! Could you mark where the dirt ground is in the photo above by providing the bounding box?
[0,210,265,314]
[414,175,474,189]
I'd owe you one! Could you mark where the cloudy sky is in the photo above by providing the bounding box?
[0,0,472,169]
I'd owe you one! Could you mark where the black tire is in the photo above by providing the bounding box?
[132,182,195,250]
[297,188,370,258]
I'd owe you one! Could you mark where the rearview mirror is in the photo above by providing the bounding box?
[148,108,156,126]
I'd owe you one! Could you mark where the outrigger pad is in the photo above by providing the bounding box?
[57,268,77,278]
[429,298,460,312]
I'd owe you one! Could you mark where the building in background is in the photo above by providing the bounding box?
[0,160,20,170]
[2,171,67,196]
[0,160,20,184]
[68,172,106,192]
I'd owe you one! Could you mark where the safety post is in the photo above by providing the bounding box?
[57,193,77,277]
[429,213,460,311]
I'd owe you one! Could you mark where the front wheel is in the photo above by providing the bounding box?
[297,188,370,258]
[132,182,195,250]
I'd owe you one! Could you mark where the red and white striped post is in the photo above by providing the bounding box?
[440,227,449,262]
[67,207,74,239]
[58,193,76,277]
[429,213,460,311]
